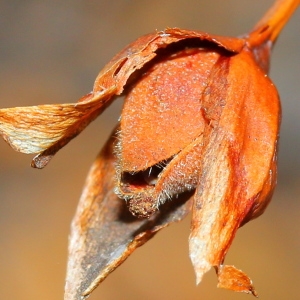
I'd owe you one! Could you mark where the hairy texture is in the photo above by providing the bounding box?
[65,132,193,299]
[0,1,298,299]
[118,48,219,171]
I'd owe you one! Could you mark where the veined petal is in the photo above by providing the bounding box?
[189,130,239,284]
[189,48,280,291]
[65,129,192,300]
[0,87,115,168]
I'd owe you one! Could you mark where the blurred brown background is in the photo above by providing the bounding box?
[0,1,299,299]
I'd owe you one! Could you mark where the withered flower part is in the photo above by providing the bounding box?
[0,1,298,299]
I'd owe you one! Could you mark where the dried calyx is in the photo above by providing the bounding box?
[0,1,298,299]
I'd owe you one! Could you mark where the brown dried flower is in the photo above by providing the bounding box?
[0,1,298,299]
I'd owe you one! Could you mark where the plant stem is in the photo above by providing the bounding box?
[247,0,299,47]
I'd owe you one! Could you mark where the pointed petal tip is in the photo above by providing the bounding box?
[190,248,216,286]
[195,273,204,286]
[64,291,88,300]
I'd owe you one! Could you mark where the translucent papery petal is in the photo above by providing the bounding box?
[64,129,193,300]
[0,88,115,168]
[189,129,252,285]
[189,49,280,292]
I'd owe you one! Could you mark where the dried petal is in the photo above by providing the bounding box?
[93,28,245,95]
[65,129,192,300]
[189,50,280,284]
[0,88,115,168]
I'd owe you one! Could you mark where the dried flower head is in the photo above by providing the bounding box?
[0,1,298,299]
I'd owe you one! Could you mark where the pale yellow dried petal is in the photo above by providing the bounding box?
[0,88,115,167]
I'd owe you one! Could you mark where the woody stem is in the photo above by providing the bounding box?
[247,0,299,47]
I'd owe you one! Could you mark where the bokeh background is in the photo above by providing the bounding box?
[0,1,299,299]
